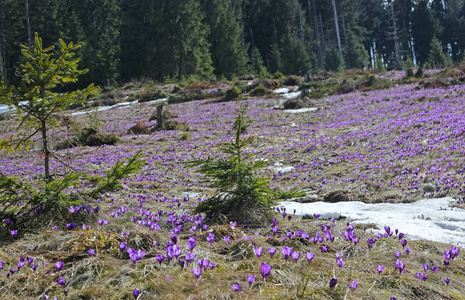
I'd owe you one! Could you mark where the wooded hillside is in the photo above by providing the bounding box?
[0,0,461,86]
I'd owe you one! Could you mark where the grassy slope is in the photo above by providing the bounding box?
[0,72,465,299]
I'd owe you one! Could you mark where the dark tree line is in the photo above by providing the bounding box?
[1,0,464,86]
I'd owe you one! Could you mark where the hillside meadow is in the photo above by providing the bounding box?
[0,71,465,299]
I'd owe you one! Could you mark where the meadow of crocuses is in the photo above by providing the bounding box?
[0,74,464,299]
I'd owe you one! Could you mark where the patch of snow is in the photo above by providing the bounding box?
[181,192,200,199]
[274,88,290,94]
[273,166,294,173]
[0,104,9,114]
[279,197,465,246]
[282,91,302,99]
[285,107,319,114]
[70,100,139,116]
[147,98,168,104]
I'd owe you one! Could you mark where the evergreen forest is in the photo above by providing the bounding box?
[0,0,463,86]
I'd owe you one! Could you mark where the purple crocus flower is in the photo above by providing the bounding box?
[156,254,165,265]
[56,277,66,286]
[0,261,3,270]
[292,251,301,263]
[187,237,196,251]
[178,258,185,269]
[247,274,255,288]
[329,277,338,288]
[261,262,272,279]
[55,261,64,272]
[191,267,202,279]
[281,246,293,261]
[133,288,141,299]
[394,259,405,273]
[268,247,277,259]
[17,260,25,270]
[415,272,428,281]
[394,251,401,258]
[88,249,96,256]
[445,277,450,285]
[202,259,210,271]
[405,247,411,254]
[170,234,178,245]
[185,253,196,265]
[27,257,34,265]
[128,248,145,267]
[349,280,358,291]
[66,223,77,230]
[306,252,315,264]
[377,265,384,275]
[423,264,429,272]
[11,230,18,238]
[336,259,345,268]
[254,247,263,259]
[231,282,242,292]
[401,239,407,248]
[31,264,38,272]
[207,233,215,245]
[119,242,127,252]
[224,236,231,244]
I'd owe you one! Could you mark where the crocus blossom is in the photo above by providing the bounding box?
[261,262,272,279]
[231,282,242,292]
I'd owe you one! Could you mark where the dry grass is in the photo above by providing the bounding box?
[1,77,465,299]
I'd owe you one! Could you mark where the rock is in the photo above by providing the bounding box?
[324,190,350,203]
[418,78,452,89]
[421,184,435,193]
[252,79,279,89]
[337,82,355,94]
[406,68,415,78]
[239,74,255,81]
[283,96,315,109]
[283,75,303,86]
[359,76,376,87]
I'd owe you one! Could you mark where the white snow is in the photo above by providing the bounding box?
[279,197,465,246]
[274,88,290,94]
[282,91,302,99]
[285,107,319,114]
[0,104,9,114]
[70,100,139,116]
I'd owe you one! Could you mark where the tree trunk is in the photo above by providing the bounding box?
[331,0,342,57]
[299,9,305,43]
[0,3,4,79]
[309,0,323,68]
[156,105,164,129]
[41,120,51,181]
[341,13,348,68]
[390,1,401,68]
[25,0,32,47]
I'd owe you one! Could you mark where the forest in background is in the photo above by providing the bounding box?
[0,0,463,87]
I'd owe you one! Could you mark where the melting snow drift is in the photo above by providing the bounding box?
[279,197,465,246]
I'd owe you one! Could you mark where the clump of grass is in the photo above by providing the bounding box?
[249,84,270,97]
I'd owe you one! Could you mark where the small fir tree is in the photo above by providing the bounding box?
[325,47,343,72]
[0,33,99,181]
[427,37,450,69]
[188,107,302,224]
